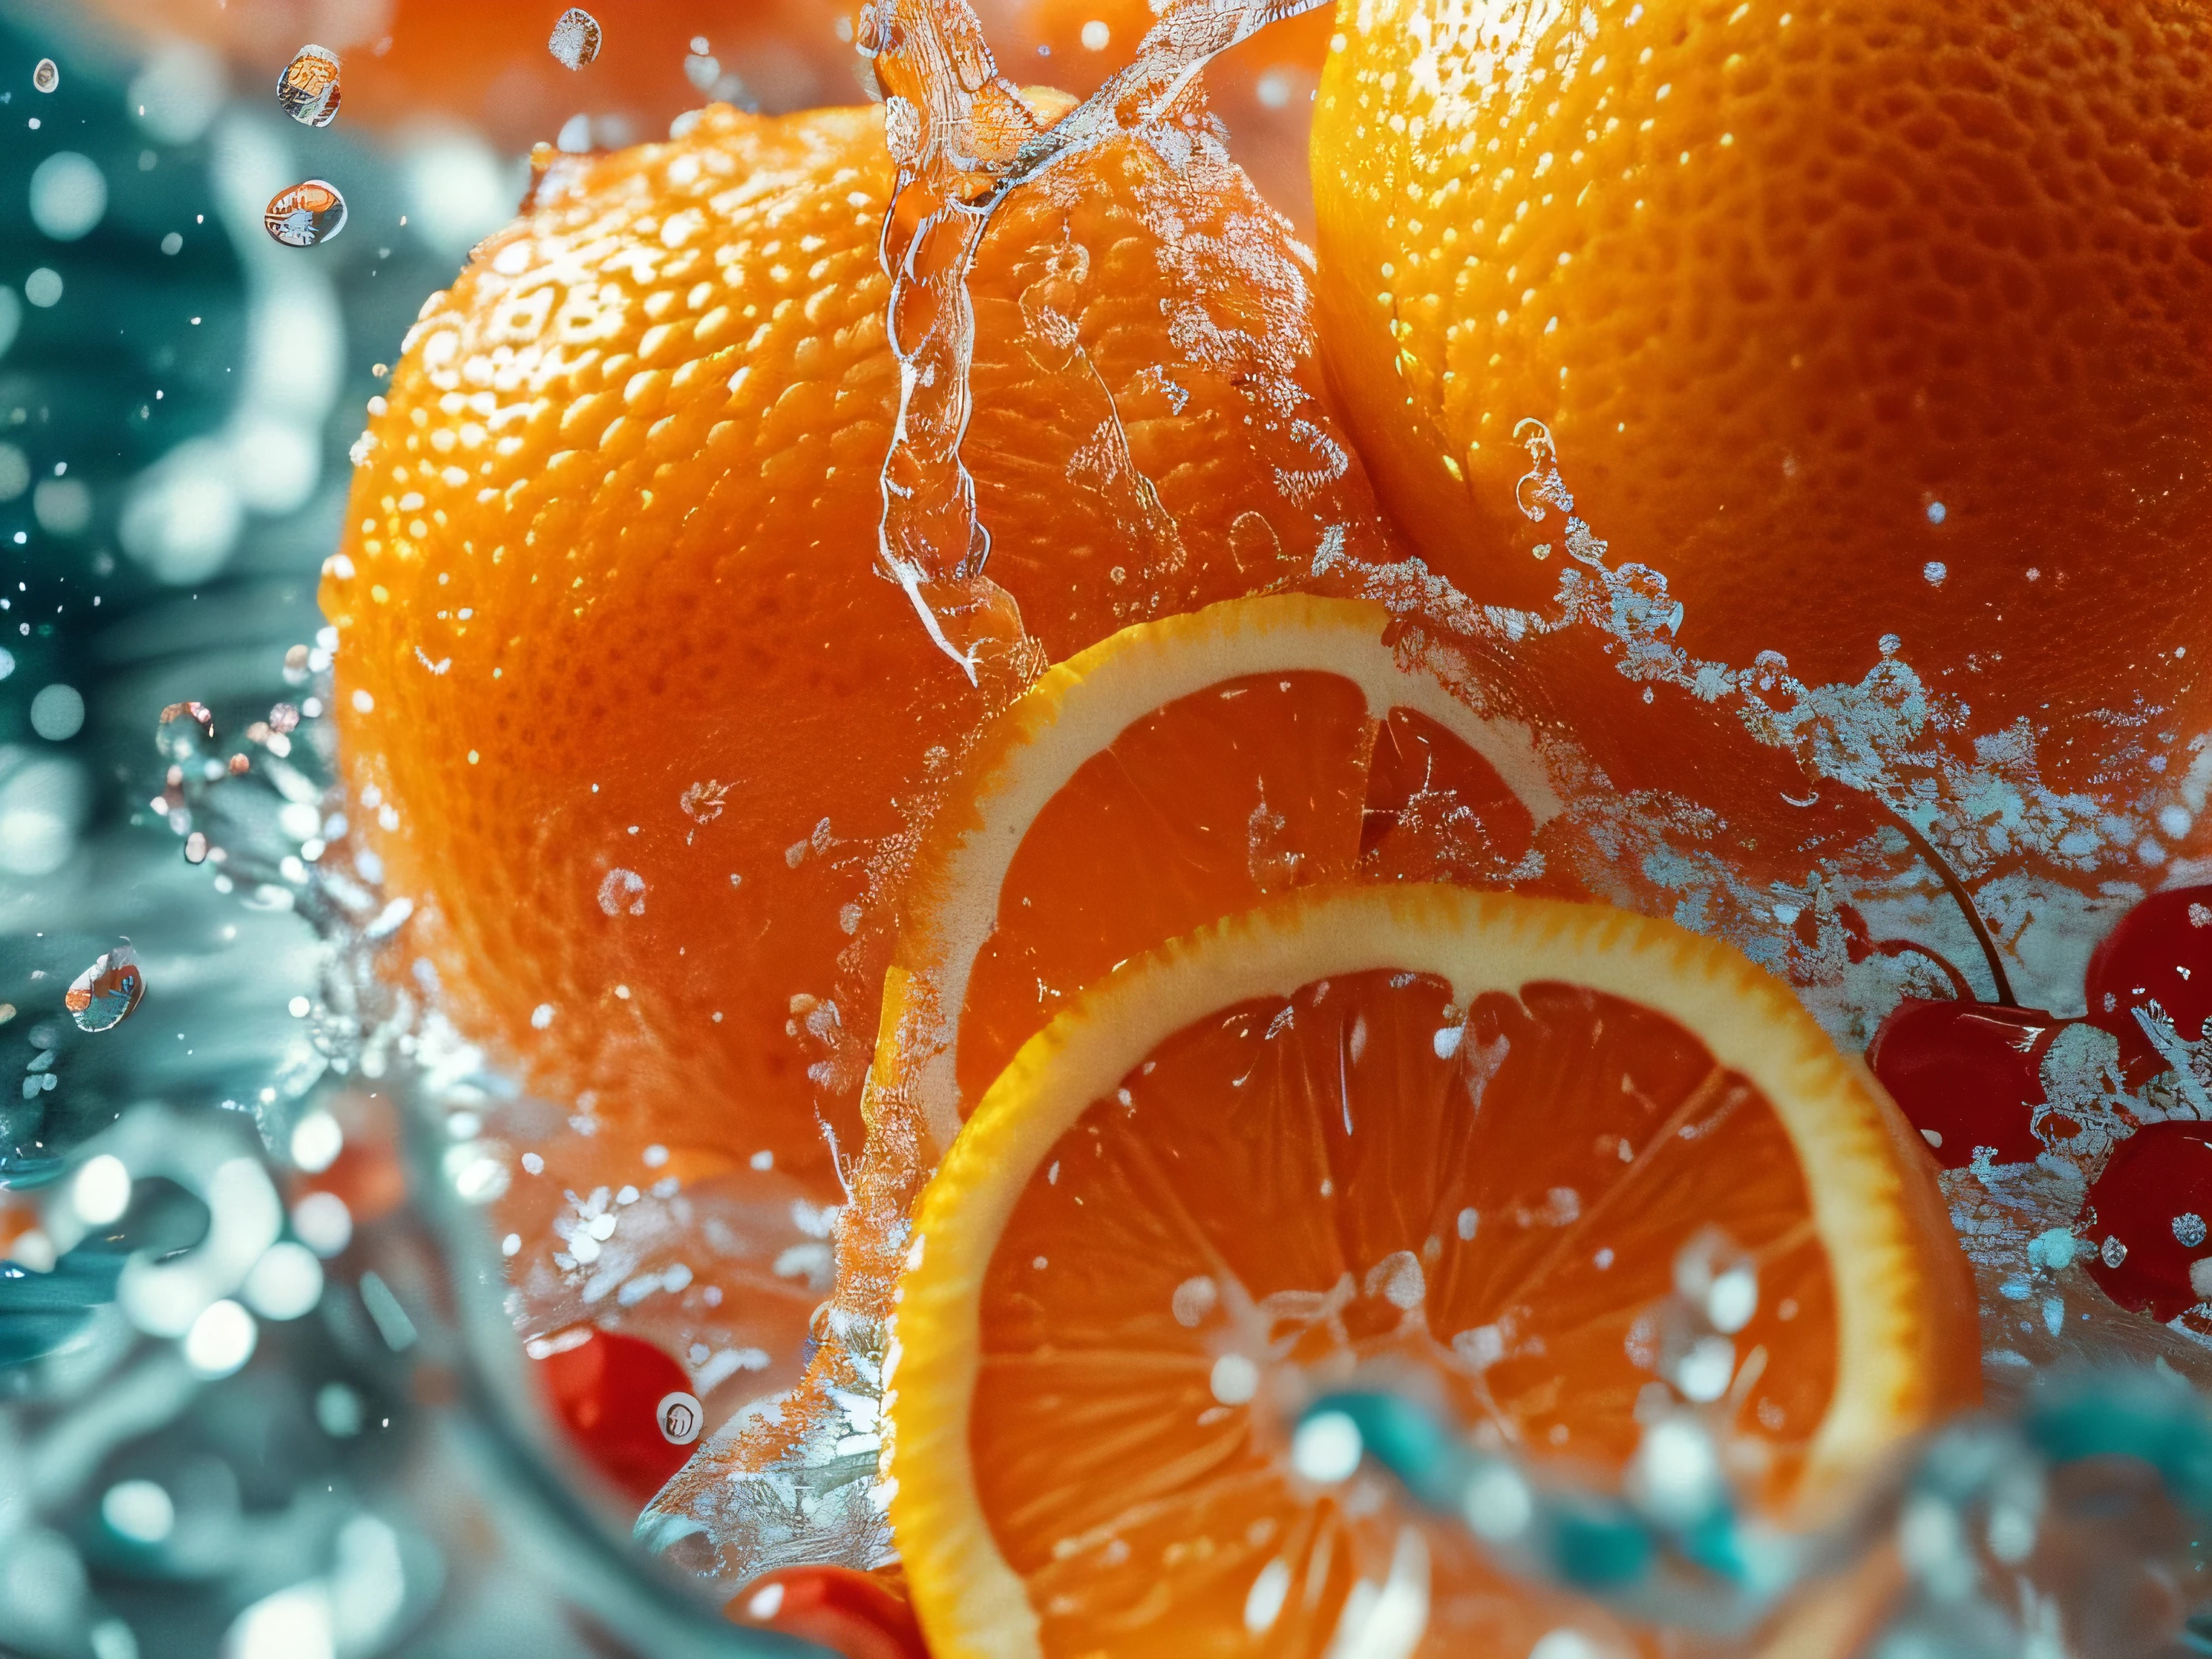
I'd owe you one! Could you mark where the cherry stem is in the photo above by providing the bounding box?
[1886,810,2016,1007]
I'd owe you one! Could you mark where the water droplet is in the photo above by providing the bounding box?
[263,179,347,248]
[159,699,214,736]
[598,867,646,916]
[657,1389,703,1445]
[1290,1410,1362,1483]
[548,9,603,71]
[32,58,58,94]
[276,45,341,127]
[66,947,144,1033]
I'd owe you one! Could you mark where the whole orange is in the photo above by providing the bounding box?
[1313,0,2211,839]
[323,98,1401,1187]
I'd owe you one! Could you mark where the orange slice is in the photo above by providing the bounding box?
[876,593,1578,1158]
[652,595,1583,1550]
[885,885,1979,1658]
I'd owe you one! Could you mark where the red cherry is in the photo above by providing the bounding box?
[2083,1120,2212,1322]
[2084,884,2212,1082]
[532,1326,697,1507]
[1865,997,2062,1169]
[727,1566,930,1659]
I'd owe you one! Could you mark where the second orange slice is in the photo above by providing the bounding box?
[877,593,1581,1156]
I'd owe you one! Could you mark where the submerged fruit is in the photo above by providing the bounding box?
[1312,0,2211,813]
[533,1324,698,1506]
[2083,1122,2212,1324]
[326,100,1399,1190]
[1866,997,2059,1169]
[887,886,1978,1656]
[2084,885,2212,1082]
[728,1566,930,1659]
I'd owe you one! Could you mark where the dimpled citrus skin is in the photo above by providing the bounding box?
[1313,0,2211,796]
[323,101,1399,1185]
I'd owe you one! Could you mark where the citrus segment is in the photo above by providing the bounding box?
[886,594,1574,1151]
[886,886,1979,1657]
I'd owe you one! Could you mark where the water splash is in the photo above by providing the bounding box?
[276,45,342,128]
[858,0,1328,683]
[263,180,348,248]
[547,9,603,72]
[65,948,144,1034]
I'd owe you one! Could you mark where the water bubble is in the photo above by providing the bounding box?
[243,1241,324,1320]
[1209,1354,1259,1405]
[548,9,603,71]
[291,1191,352,1258]
[28,153,107,242]
[66,948,144,1033]
[160,700,215,737]
[1671,1334,1736,1402]
[598,867,646,916]
[29,683,84,741]
[129,41,223,145]
[1629,1415,1724,1524]
[72,1154,132,1226]
[182,1298,257,1377]
[1171,1274,1217,1328]
[1462,1463,1533,1540]
[657,1390,703,1445]
[262,180,347,248]
[289,1109,342,1172]
[24,267,63,308]
[316,1381,364,1437]
[276,45,341,127]
[1290,1410,1363,1483]
[32,58,58,94]
[101,1480,174,1545]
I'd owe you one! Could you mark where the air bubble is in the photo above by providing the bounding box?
[276,46,341,127]
[263,180,347,248]
[66,947,144,1032]
[549,9,604,71]
[1290,1410,1362,1483]
[32,58,58,94]
[657,1389,703,1445]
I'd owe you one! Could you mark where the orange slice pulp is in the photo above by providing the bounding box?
[886,886,1980,1657]
[873,592,1579,1159]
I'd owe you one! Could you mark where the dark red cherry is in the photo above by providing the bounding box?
[1866,997,2061,1168]
[2082,1120,2212,1323]
[533,1326,698,1507]
[2084,884,2212,1082]
[727,1565,930,1659]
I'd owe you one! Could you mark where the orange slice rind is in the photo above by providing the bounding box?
[885,884,1978,1658]
[876,593,1572,1156]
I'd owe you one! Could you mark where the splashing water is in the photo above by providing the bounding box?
[32,56,57,94]
[276,45,342,127]
[858,0,1328,684]
[65,948,145,1034]
[263,180,348,248]
[547,9,603,72]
